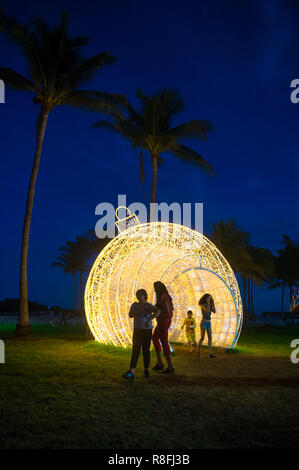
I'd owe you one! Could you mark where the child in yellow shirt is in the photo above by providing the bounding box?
[181,310,197,353]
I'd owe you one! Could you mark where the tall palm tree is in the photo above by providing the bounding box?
[211,221,277,320]
[72,236,92,313]
[51,240,86,311]
[280,235,299,303]
[52,233,110,336]
[210,220,258,318]
[268,234,299,319]
[0,12,124,336]
[210,220,252,273]
[246,245,274,319]
[73,233,110,312]
[52,233,110,312]
[94,89,214,219]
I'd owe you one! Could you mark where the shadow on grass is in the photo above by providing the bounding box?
[145,374,299,388]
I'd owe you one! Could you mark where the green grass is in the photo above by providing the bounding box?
[0,323,298,449]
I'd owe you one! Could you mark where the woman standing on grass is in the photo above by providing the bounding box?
[196,293,217,358]
[152,281,175,373]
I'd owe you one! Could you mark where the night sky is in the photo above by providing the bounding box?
[1,0,299,313]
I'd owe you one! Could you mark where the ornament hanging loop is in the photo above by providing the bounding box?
[115,206,140,233]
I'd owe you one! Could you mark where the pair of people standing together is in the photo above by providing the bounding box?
[122,281,175,380]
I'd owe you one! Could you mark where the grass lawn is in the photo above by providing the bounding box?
[0,323,298,449]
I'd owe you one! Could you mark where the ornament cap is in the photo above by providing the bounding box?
[115,206,140,233]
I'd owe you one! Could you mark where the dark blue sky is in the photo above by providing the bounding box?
[1,0,298,313]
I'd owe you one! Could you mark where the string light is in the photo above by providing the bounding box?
[85,208,243,349]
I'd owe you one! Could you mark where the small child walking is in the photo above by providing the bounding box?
[181,310,197,353]
[122,289,160,380]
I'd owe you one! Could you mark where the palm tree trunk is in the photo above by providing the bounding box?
[80,270,91,336]
[16,107,50,337]
[247,278,251,317]
[250,281,254,320]
[72,271,78,311]
[242,276,248,321]
[281,284,285,321]
[150,154,158,221]
[79,270,84,314]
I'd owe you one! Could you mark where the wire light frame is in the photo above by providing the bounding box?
[85,209,243,349]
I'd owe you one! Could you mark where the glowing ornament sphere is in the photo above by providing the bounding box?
[85,208,243,349]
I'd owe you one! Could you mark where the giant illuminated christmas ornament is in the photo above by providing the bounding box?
[85,207,243,349]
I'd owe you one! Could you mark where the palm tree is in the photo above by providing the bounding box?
[246,245,274,319]
[210,220,258,318]
[94,89,214,219]
[72,236,92,313]
[51,240,86,311]
[268,234,299,319]
[73,233,110,312]
[211,221,278,320]
[52,233,110,312]
[210,220,252,272]
[280,235,299,303]
[0,12,124,336]
[85,230,111,260]
[52,233,110,336]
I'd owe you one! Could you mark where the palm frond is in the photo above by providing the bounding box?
[62,90,125,115]
[88,90,128,113]
[156,89,185,116]
[125,103,141,122]
[139,149,145,196]
[69,52,117,87]
[51,261,65,268]
[94,88,214,196]
[94,117,144,144]
[136,89,185,134]
[1,16,47,86]
[169,143,214,175]
[0,67,35,91]
[137,88,184,117]
[93,120,117,131]
[169,119,213,140]
[30,15,51,48]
